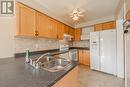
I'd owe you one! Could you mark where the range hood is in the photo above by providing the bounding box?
[63,34,73,41]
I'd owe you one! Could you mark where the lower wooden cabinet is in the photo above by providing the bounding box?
[52,66,78,87]
[78,50,90,66]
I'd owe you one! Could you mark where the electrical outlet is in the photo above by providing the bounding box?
[35,44,38,49]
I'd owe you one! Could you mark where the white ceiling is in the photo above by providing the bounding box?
[35,0,119,28]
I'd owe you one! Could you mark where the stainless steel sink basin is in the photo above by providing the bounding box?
[38,56,54,63]
[41,58,71,72]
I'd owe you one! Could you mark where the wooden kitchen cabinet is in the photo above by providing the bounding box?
[36,12,48,37]
[102,21,116,30]
[126,10,130,20]
[68,27,75,37]
[52,66,78,87]
[78,50,84,64]
[94,21,116,32]
[16,2,75,40]
[78,50,90,66]
[64,25,75,37]
[83,51,90,65]
[64,25,69,34]
[47,17,58,39]
[16,3,36,36]
[74,29,81,41]
[94,23,103,31]
[57,22,64,39]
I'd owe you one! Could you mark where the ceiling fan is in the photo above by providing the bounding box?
[70,8,84,21]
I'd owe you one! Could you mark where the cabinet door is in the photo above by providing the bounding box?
[68,27,74,37]
[78,50,83,64]
[64,25,69,34]
[16,3,36,36]
[83,51,90,66]
[57,22,64,40]
[102,21,116,30]
[36,12,48,37]
[51,19,58,39]
[94,24,102,31]
[47,17,57,39]
[126,10,130,20]
[74,29,81,41]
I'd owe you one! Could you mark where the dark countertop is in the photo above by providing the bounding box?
[0,57,78,87]
[70,47,90,50]
[15,47,89,58]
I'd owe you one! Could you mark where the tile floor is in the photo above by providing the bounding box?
[78,65,125,87]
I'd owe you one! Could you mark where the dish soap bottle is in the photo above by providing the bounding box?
[25,48,30,63]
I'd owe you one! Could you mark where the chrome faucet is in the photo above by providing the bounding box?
[36,53,50,63]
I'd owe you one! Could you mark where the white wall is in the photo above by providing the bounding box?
[116,5,125,78]
[0,17,15,58]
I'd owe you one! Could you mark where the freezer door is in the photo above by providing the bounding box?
[124,21,130,87]
[125,27,130,87]
[125,0,130,86]
[100,30,117,75]
[90,32,100,71]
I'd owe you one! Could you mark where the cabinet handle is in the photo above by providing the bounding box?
[35,30,39,37]
[57,35,59,39]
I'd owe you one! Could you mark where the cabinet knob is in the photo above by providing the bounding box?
[35,30,39,37]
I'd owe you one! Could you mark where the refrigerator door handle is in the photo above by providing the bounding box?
[123,20,130,34]
[123,20,130,27]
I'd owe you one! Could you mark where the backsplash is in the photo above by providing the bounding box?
[73,41,90,48]
[14,37,73,53]
[14,37,59,53]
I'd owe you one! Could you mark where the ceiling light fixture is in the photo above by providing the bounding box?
[70,8,84,21]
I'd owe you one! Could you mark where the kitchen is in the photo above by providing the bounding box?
[0,0,129,87]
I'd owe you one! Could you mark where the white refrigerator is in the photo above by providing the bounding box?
[90,30,117,75]
[124,21,130,87]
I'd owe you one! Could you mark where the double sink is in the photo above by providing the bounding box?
[32,54,71,72]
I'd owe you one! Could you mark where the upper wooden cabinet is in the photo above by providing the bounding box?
[64,25,69,34]
[36,12,48,37]
[36,11,58,39]
[64,25,75,37]
[16,2,75,39]
[94,24,102,31]
[16,3,36,36]
[74,29,81,41]
[68,27,75,36]
[47,17,58,39]
[94,21,116,32]
[57,22,64,40]
[126,10,130,20]
[102,21,116,30]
